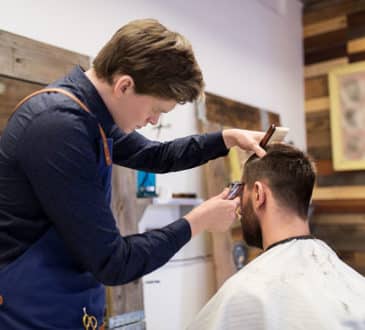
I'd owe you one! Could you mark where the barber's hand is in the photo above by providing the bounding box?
[184,189,240,237]
[222,128,266,158]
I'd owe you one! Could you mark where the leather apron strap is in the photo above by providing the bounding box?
[14,88,112,166]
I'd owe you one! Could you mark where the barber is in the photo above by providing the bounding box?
[0,19,265,329]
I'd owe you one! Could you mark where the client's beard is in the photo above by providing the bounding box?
[240,197,263,249]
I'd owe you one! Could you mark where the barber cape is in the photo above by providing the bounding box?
[188,239,365,330]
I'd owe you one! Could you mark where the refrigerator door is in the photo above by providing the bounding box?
[143,257,215,330]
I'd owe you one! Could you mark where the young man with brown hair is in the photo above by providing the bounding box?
[0,19,265,328]
[188,144,365,330]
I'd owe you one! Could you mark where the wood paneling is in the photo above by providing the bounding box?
[305,97,330,113]
[313,199,365,213]
[304,57,348,78]
[349,51,365,62]
[304,29,347,53]
[347,36,365,53]
[304,2,365,186]
[305,76,329,99]
[205,93,261,130]
[308,146,332,160]
[305,45,347,65]
[347,9,365,31]
[303,0,365,275]
[199,121,235,289]
[347,25,365,40]
[303,0,365,25]
[0,30,89,84]
[0,76,43,131]
[268,112,281,127]
[313,185,365,200]
[315,159,335,175]
[205,92,280,130]
[306,110,331,149]
[347,9,365,40]
[304,16,347,38]
[312,185,365,212]
[312,213,365,225]
[317,171,365,186]
[304,0,357,12]
[312,215,365,251]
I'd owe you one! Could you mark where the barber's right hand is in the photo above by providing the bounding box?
[184,188,240,237]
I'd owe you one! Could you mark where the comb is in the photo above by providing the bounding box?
[259,124,289,148]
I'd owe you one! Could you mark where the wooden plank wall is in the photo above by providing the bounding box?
[0,76,44,133]
[0,30,89,85]
[303,0,365,275]
[0,30,89,133]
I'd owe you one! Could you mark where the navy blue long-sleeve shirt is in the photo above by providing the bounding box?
[0,66,229,285]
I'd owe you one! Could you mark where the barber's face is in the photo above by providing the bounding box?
[239,186,263,249]
[115,92,176,133]
[109,74,176,133]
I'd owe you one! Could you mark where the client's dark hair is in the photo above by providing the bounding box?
[243,144,316,219]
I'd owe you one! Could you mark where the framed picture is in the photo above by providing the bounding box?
[329,61,365,171]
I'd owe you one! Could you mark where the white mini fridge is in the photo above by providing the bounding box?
[138,199,215,330]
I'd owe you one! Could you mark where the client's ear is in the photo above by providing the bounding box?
[253,181,266,209]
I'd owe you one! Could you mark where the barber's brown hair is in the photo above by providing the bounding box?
[243,144,316,219]
[93,19,204,103]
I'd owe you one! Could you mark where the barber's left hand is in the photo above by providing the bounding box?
[222,128,266,158]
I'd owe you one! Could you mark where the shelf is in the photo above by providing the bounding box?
[152,197,203,206]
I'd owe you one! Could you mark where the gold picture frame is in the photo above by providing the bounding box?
[329,61,365,171]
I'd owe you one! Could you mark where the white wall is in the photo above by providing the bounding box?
[0,0,304,198]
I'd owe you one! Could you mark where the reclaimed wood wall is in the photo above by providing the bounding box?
[0,76,43,133]
[0,30,89,133]
[303,0,365,275]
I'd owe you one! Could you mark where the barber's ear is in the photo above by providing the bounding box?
[253,182,265,208]
[114,75,134,97]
